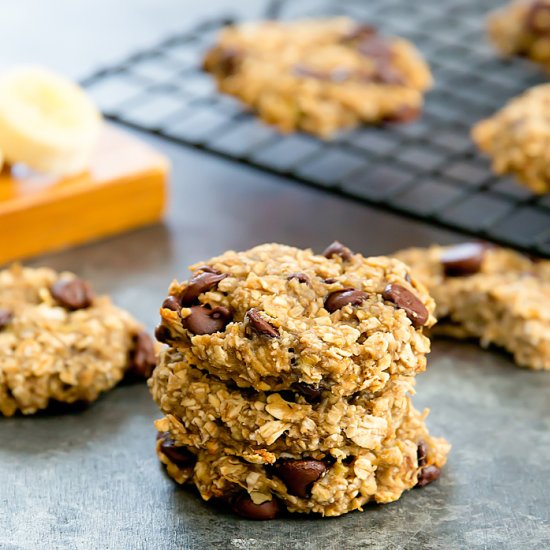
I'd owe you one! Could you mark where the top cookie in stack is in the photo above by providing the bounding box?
[151,243,449,519]
[155,242,435,397]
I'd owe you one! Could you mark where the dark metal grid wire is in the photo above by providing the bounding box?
[82,0,550,256]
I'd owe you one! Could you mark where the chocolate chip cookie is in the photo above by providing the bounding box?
[0,265,156,416]
[154,242,436,398]
[203,18,433,137]
[150,243,449,518]
[473,84,550,194]
[488,0,550,74]
[395,243,550,369]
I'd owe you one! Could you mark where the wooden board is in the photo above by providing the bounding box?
[0,124,169,264]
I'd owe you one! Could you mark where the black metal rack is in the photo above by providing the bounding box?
[82,0,550,256]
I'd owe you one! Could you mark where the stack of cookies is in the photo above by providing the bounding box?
[150,243,449,519]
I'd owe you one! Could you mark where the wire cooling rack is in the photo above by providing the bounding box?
[82,0,550,256]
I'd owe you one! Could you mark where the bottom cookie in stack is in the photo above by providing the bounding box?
[150,349,449,519]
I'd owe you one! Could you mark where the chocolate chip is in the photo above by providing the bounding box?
[384,104,420,123]
[358,35,393,61]
[0,308,12,330]
[183,305,232,335]
[416,465,441,488]
[324,278,337,284]
[245,308,279,338]
[527,1,550,33]
[292,382,323,402]
[275,459,327,498]
[417,440,428,468]
[217,47,242,76]
[157,432,196,467]
[373,63,404,85]
[50,278,94,311]
[162,296,181,311]
[440,243,486,277]
[341,23,378,43]
[231,493,281,520]
[382,283,428,327]
[154,324,171,343]
[322,241,354,261]
[325,288,368,313]
[179,272,227,306]
[287,272,310,284]
[128,331,156,379]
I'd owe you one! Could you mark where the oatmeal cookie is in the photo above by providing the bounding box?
[203,18,432,137]
[395,243,550,369]
[0,265,156,416]
[150,348,417,458]
[154,242,436,397]
[155,404,449,518]
[488,0,550,73]
[473,84,550,194]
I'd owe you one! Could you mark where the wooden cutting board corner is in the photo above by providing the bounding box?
[0,124,169,264]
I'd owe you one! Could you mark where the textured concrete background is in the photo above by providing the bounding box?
[1,1,550,549]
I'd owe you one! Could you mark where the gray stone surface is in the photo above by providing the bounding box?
[1,1,550,548]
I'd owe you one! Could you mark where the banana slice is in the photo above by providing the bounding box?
[0,66,102,176]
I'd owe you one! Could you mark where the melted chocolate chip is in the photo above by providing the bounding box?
[128,331,156,379]
[275,459,328,498]
[287,272,310,284]
[292,382,323,402]
[231,493,281,520]
[157,432,196,467]
[245,308,279,338]
[50,278,94,311]
[416,465,441,488]
[324,278,337,284]
[183,305,232,335]
[325,288,368,313]
[382,283,428,327]
[0,308,12,330]
[322,241,354,261]
[162,296,181,311]
[417,440,428,468]
[179,272,227,306]
[440,243,486,277]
